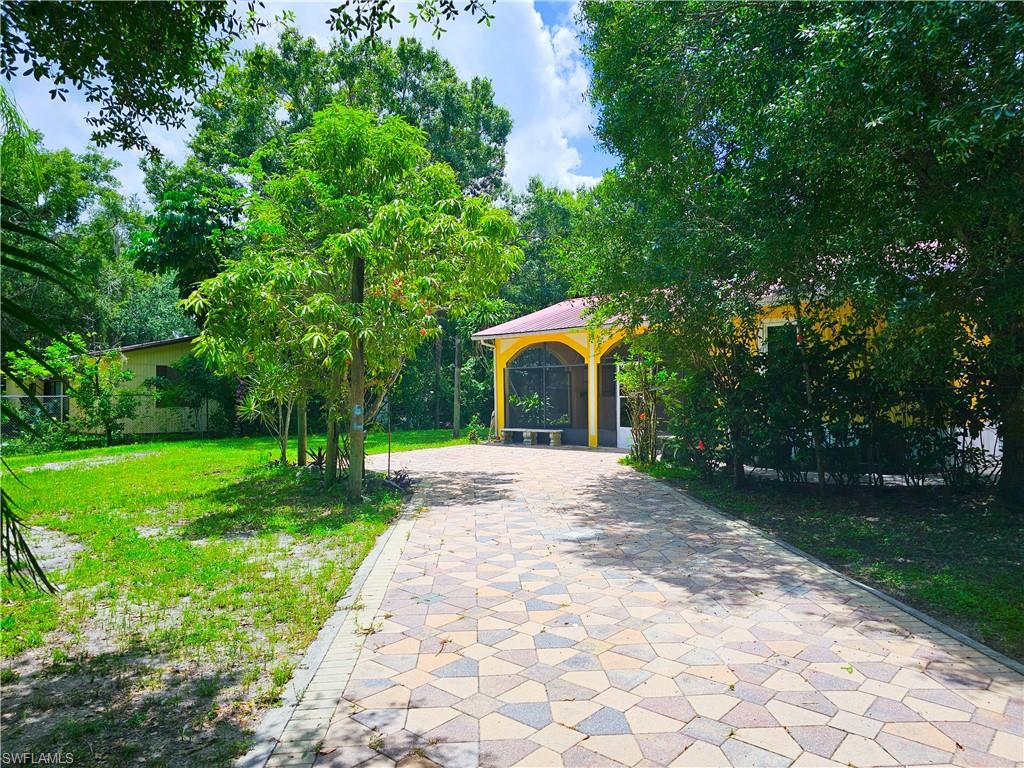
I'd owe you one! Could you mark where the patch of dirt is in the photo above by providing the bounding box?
[22,451,158,473]
[1,588,275,766]
[24,527,83,573]
[0,650,258,766]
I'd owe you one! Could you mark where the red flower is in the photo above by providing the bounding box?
[796,334,804,344]
[419,328,427,336]
[697,439,706,451]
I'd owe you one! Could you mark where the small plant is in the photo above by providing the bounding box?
[271,661,295,688]
[194,675,221,698]
[385,468,414,492]
[306,446,328,472]
[347,596,365,612]
[1,667,19,684]
[357,620,383,636]
[368,732,384,752]
[466,413,485,443]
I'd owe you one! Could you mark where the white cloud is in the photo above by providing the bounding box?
[5,1,607,200]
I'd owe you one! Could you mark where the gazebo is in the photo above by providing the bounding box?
[471,298,631,448]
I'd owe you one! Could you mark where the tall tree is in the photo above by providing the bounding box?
[189,105,521,494]
[1,0,500,156]
[191,29,512,196]
[578,1,1024,501]
[504,178,577,313]
[1,1,262,156]
[129,158,245,296]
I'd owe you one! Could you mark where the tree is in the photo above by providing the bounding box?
[578,1,1024,501]
[504,178,577,313]
[2,0,500,157]
[7,334,139,446]
[189,104,521,495]
[129,158,245,296]
[326,0,496,41]
[1,1,263,155]
[387,177,581,432]
[107,272,197,346]
[191,29,512,196]
[1,130,124,339]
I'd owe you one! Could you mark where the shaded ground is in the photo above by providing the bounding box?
[0,430,463,766]
[637,461,1024,662]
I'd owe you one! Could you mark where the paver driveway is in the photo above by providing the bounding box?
[271,445,1023,768]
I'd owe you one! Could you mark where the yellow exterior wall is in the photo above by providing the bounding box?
[486,302,862,448]
[115,340,216,435]
[4,339,220,436]
[486,299,987,448]
[491,327,626,448]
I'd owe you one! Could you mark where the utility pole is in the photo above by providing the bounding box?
[433,335,442,428]
[452,336,461,437]
[348,254,366,499]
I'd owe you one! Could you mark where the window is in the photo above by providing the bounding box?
[765,322,798,356]
[505,343,584,430]
[154,365,182,408]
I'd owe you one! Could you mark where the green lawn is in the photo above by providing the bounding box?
[0,429,464,766]
[633,461,1024,662]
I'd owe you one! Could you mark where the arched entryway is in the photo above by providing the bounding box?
[504,342,588,445]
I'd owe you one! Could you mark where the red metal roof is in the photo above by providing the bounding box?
[472,298,614,339]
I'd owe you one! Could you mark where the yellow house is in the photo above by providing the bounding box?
[477,297,1002,464]
[472,298,629,448]
[2,336,217,436]
[472,297,887,451]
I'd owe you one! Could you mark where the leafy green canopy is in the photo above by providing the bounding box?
[1,1,262,156]
[1,0,499,157]
[577,1,1024,500]
[1,122,194,345]
[130,158,246,297]
[191,29,512,196]
[132,30,513,297]
[187,104,520,428]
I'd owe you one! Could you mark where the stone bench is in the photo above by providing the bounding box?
[501,428,563,446]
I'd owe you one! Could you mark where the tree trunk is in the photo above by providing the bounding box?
[325,417,339,484]
[433,335,442,429]
[348,254,366,500]
[791,297,826,496]
[326,369,343,484]
[297,397,307,467]
[452,336,461,437]
[729,419,745,489]
[278,400,292,465]
[997,369,1024,508]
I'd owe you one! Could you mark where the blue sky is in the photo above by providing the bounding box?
[6,1,615,204]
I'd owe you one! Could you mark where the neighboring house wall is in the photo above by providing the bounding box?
[3,338,220,437]
[113,340,218,435]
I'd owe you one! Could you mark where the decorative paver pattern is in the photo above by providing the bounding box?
[275,445,1024,768]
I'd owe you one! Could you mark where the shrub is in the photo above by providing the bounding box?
[465,414,485,443]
